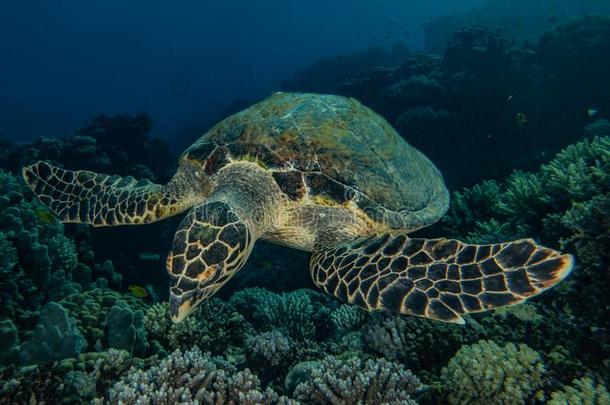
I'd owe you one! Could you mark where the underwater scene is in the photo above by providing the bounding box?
[1,1,610,404]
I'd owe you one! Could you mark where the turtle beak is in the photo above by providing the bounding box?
[169,292,196,323]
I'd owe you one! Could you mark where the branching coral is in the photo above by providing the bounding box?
[247,331,293,368]
[292,355,422,404]
[441,340,545,405]
[104,347,286,404]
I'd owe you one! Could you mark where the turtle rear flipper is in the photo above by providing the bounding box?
[23,161,199,226]
[310,236,573,324]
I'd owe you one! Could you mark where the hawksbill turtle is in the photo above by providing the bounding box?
[23,93,574,324]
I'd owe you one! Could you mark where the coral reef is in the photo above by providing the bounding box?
[444,138,609,303]
[292,355,422,404]
[441,340,545,405]
[0,16,609,405]
[442,136,610,377]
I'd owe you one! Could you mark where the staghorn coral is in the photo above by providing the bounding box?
[143,302,171,341]
[441,340,545,405]
[104,347,286,404]
[292,355,422,404]
[548,377,610,405]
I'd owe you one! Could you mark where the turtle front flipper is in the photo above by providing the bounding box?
[310,236,574,324]
[23,161,200,226]
[166,201,255,322]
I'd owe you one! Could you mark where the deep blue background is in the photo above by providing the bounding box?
[0,0,485,143]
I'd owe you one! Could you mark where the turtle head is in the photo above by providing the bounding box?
[168,271,220,323]
[167,255,246,323]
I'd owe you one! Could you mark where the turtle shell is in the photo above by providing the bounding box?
[181,92,449,230]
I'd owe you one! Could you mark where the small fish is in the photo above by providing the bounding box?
[128,285,148,298]
[587,108,598,117]
[516,112,528,125]
[35,209,56,224]
[138,252,161,261]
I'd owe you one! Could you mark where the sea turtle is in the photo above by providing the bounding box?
[23,92,573,324]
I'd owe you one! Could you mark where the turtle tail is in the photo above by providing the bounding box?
[23,161,201,226]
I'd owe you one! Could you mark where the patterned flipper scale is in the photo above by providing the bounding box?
[23,161,189,226]
[166,201,255,321]
[310,235,574,324]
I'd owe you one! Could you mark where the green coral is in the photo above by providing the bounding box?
[548,377,610,405]
[105,304,148,357]
[444,136,610,247]
[441,340,545,405]
[0,171,116,329]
